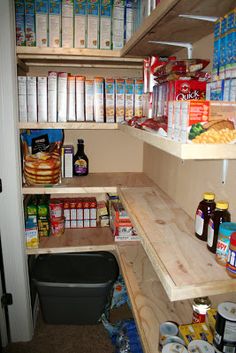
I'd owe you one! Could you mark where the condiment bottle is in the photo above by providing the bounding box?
[73,139,89,176]
[226,232,236,278]
[216,222,236,266]
[207,201,231,254]
[195,192,216,241]
[192,297,211,323]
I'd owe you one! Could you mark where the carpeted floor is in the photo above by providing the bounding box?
[5,305,132,353]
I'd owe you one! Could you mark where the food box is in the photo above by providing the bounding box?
[168,79,207,101]
[27,76,37,122]
[63,145,74,178]
[25,219,39,248]
[37,77,48,122]
[134,79,144,117]
[49,0,61,47]
[76,76,86,121]
[115,79,125,123]
[206,308,217,333]
[62,0,73,48]
[58,72,68,122]
[100,0,112,49]
[94,77,105,122]
[112,0,125,49]
[179,324,199,345]
[85,80,94,121]
[25,0,36,46]
[15,0,25,46]
[105,78,115,123]
[18,76,27,122]
[87,0,99,49]
[67,75,76,121]
[74,0,87,48]
[125,0,135,43]
[35,0,48,47]
[125,79,134,121]
[192,323,213,343]
[48,71,57,122]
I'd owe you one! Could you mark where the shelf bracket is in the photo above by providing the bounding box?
[222,159,229,185]
[148,41,193,59]
[178,14,219,22]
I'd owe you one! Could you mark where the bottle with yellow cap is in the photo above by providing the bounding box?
[207,201,231,254]
[195,192,216,241]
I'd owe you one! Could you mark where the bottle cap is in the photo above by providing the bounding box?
[230,232,236,247]
[78,139,84,144]
[216,201,229,210]
[203,192,215,201]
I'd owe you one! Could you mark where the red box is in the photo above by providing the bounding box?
[168,79,207,101]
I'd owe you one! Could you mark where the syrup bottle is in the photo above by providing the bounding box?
[73,139,89,176]
[195,192,216,241]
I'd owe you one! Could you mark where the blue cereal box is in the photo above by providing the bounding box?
[212,19,221,81]
[219,15,228,80]
[35,0,49,47]
[134,79,144,117]
[225,10,235,78]
[100,0,112,49]
[15,0,25,46]
[125,0,135,43]
[105,78,115,123]
[49,0,61,47]
[115,79,125,123]
[25,0,36,46]
[112,0,125,49]
[74,0,87,48]
[87,0,100,49]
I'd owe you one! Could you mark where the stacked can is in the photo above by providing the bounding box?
[49,199,65,237]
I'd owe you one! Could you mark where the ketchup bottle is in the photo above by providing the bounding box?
[195,192,216,241]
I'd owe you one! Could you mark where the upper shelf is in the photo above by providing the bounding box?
[120,125,236,160]
[121,0,236,57]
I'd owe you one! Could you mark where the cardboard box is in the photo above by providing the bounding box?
[125,79,134,121]
[167,101,174,139]
[74,0,87,48]
[173,101,181,141]
[15,0,25,46]
[62,0,73,48]
[115,79,125,123]
[63,145,74,178]
[179,324,199,346]
[18,76,27,122]
[48,71,57,122]
[67,75,76,121]
[25,0,36,46]
[192,323,213,344]
[27,76,37,122]
[94,77,104,122]
[76,76,85,121]
[25,219,39,248]
[35,0,48,47]
[37,77,48,122]
[125,0,135,43]
[100,0,112,49]
[87,0,99,49]
[206,308,217,333]
[85,80,94,121]
[57,72,68,122]
[112,0,125,49]
[49,0,61,48]
[105,78,115,123]
[134,79,144,117]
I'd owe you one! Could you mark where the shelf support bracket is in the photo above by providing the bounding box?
[178,14,219,22]
[222,159,229,184]
[148,41,193,59]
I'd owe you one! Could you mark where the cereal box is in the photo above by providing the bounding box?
[27,76,37,122]
[48,71,57,122]
[115,79,125,123]
[25,0,36,46]
[18,76,27,122]
[15,0,25,46]
[49,0,61,48]
[57,72,68,122]
[112,0,125,49]
[37,77,48,122]
[74,0,87,48]
[167,101,174,139]
[87,0,99,49]
[173,101,181,141]
[67,75,76,121]
[125,0,135,43]
[35,0,49,47]
[76,76,85,121]
[105,78,115,123]
[125,78,134,121]
[64,145,74,177]
[219,15,228,80]
[134,79,144,117]
[94,77,105,122]
[100,0,112,50]
[85,80,94,121]
[62,0,73,48]
[25,219,39,248]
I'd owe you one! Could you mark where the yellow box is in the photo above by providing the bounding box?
[192,322,213,344]
[206,308,217,333]
[179,324,198,345]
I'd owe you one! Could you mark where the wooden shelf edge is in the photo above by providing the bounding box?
[26,244,116,255]
[18,122,119,130]
[22,186,118,195]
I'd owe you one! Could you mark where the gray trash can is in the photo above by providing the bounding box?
[31,251,119,325]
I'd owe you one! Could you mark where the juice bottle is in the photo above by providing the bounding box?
[195,192,216,241]
[73,139,89,176]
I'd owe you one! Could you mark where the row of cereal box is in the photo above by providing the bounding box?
[18,74,144,123]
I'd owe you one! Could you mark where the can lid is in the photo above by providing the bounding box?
[216,201,229,210]
[162,343,188,353]
[219,222,236,236]
[159,321,179,336]
[193,297,211,307]
[217,302,236,321]
[188,340,215,353]
[203,192,215,200]
[78,139,84,144]
[230,232,236,247]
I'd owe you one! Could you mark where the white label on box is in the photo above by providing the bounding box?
[90,208,97,220]
[70,209,77,220]
[83,219,90,228]
[62,16,73,48]
[64,209,70,221]
[27,77,37,122]
[167,101,174,139]
[77,220,83,228]
[100,17,111,49]
[87,16,99,48]
[76,77,85,121]
[67,77,76,121]
[48,73,57,122]
[37,77,48,122]
[94,79,104,122]
[74,16,86,48]
[49,15,61,47]
[36,14,48,47]
[85,81,94,121]
[90,219,97,228]
[18,76,27,122]
[64,150,73,178]
[84,208,90,220]
[77,209,83,221]
[70,220,77,228]
[58,73,67,122]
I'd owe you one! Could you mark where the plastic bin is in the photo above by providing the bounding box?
[31,252,119,325]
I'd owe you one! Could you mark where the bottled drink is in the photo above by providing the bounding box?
[207,201,231,254]
[73,139,89,176]
[195,192,216,241]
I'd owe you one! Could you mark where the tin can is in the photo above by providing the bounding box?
[192,297,211,323]
[159,321,179,349]
[188,340,215,353]
[49,200,64,219]
[164,336,185,346]
[213,302,236,353]
[162,343,188,353]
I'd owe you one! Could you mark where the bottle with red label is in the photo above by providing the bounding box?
[207,201,231,254]
[192,297,211,323]
[195,192,216,241]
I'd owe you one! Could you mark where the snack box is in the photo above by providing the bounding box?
[134,79,144,117]
[168,79,207,101]
[94,77,105,122]
[115,79,125,123]
[112,0,125,49]
[85,80,94,121]
[67,75,76,121]
[76,76,85,121]
[125,79,134,121]
[62,0,73,48]
[37,77,48,122]
[15,0,25,46]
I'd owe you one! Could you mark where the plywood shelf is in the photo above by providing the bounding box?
[22,172,154,195]
[120,125,236,160]
[18,122,118,130]
[119,186,236,302]
[121,0,236,57]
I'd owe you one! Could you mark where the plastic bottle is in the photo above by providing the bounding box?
[226,232,236,278]
[207,201,231,254]
[73,139,89,176]
[215,222,236,266]
[195,192,216,241]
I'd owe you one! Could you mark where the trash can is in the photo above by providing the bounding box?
[31,251,119,325]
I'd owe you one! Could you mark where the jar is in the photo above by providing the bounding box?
[192,297,211,323]
[216,222,236,266]
[226,232,236,278]
[207,201,231,254]
[49,200,64,219]
[195,192,215,241]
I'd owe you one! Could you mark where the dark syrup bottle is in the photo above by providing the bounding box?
[73,139,89,176]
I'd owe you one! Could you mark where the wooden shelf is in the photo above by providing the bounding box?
[18,122,118,130]
[22,172,154,195]
[121,0,236,57]
[119,186,236,302]
[26,227,115,255]
[120,125,236,160]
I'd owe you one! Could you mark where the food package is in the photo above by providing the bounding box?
[21,129,63,185]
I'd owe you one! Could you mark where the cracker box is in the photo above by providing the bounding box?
[27,76,37,122]
[173,101,181,141]
[94,77,105,122]
[48,71,57,122]
[67,75,76,121]
[74,0,87,48]
[76,76,85,121]
[37,77,48,122]
[115,79,125,123]
[57,72,68,122]
[112,0,125,49]
[167,101,174,139]
[105,78,115,123]
[168,79,207,101]
[25,0,36,46]
[62,0,73,48]
[15,0,25,46]
[63,145,74,178]
[35,0,49,47]
[134,79,144,117]
[100,0,112,50]
[87,0,99,49]
[125,79,134,121]
[18,76,27,122]
[85,79,94,121]
[49,0,61,48]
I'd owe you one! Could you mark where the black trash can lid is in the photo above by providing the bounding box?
[31,252,119,284]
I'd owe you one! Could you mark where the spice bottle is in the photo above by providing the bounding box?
[207,201,231,254]
[226,232,236,278]
[73,139,89,176]
[216,222,236,266]
[195,192,216,241]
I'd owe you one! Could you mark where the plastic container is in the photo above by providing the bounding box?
[31,252,119,324]
[226,232,236,278]
[216,222,236,266]
[195,192,215,241]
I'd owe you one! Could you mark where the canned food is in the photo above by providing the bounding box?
[192,297,211,323]
[164,336,185,346]
[49,200,64,219]
[51,217,65,237]
[159,321,179,349]
[188,340,215,353]
[162,343,188,353]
